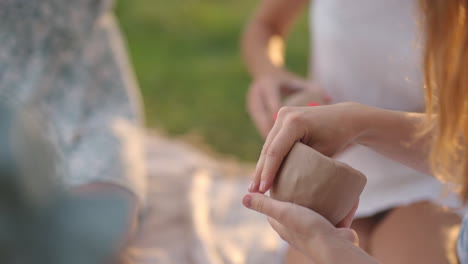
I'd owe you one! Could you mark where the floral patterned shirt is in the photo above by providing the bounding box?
[0,0,146,202]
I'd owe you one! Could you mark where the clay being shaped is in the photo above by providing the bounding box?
[270,142,366,225]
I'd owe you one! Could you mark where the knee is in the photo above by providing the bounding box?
[368,201,461,264]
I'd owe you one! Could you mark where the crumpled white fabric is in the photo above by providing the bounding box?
[126,134,282,264]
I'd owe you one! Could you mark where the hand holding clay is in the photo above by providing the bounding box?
[270,142,366,225]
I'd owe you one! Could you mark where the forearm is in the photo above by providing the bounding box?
[241,20,282,77]
[353,105,432,174]
[316,236,380,264]
[241,0,308,77]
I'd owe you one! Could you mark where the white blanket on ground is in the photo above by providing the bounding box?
[127,134,281,264]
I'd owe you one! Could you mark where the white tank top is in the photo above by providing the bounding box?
[310,0,458,216]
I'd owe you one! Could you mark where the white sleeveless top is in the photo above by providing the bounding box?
[310,0,460,217]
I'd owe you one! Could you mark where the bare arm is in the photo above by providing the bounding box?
[242,0,324,137]
[250,2,432,171]
[241,0,309,77]
[355,107,432,174]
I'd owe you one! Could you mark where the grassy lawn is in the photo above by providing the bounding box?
[115,0,310,162]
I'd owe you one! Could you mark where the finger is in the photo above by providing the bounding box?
[336,228,360,246]
[250,151,266,193]
[259,120,303,192]
[282,78,306,96]
[336,200,360,229]
[243,193,291,224]
[250,112,284,193]
[322,92,332,104]
[244,193,330,234]
[247,85,273,138]
[262,83,282,121]
[305,82,330,104]
[244,192,339,250]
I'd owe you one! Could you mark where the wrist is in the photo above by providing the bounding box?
[305,230,354,264]
[304,231,331,263]
[338,102,373,145]
[253,65,288,79]
[310,230,379,264]
[351,104,393,147]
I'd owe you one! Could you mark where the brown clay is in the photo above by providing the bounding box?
[270,142,366,225]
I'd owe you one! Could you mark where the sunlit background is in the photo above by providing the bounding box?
[116,0,310,161]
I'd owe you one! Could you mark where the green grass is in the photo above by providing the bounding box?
[115,0,310,162]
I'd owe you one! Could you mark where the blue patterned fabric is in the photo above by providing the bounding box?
[459,215,468,264]
[0,0,146,202]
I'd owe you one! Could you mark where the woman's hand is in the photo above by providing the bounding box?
[242,193,379,264]
[246,70,328,138]
[249,102,368,193]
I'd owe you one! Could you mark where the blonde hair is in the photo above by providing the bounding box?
[420,0,468,200]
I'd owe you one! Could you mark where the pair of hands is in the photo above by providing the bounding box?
[247,70,362,193]
[244,72,378,263]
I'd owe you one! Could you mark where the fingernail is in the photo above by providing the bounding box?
[248,181,255,192]
[243,194,252,208]
[259,181,266,193]
[308,102,321,107]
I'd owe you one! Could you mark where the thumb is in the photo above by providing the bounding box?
[242,193,291,225]
[336,228,360,246]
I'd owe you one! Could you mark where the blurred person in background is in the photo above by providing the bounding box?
[242,1,460,263]
[243,1,468,262]
[0,1,146,262]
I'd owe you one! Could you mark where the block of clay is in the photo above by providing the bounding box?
[283,90,325,107]
[270,142,366,225]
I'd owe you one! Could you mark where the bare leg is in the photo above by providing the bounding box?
[369,201,461,264]
[350,216,380,251]
[284,217,379,263]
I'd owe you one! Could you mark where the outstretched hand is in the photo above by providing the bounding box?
[243,193,378,264]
